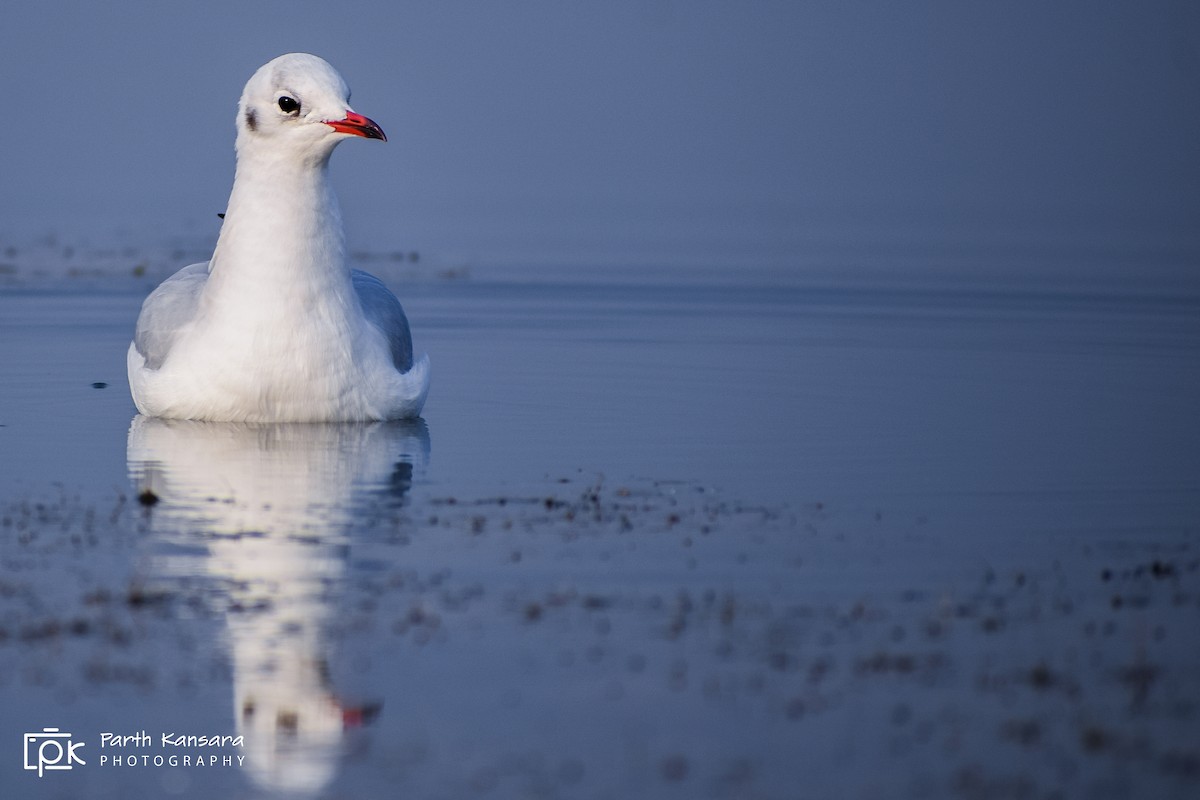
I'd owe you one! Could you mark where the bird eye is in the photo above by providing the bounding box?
[278,96,300,114]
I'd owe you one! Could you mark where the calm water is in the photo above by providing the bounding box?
[3,261,1198,518]
[1,256,1199,798]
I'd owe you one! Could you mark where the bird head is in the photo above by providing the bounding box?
[235,53,386,163]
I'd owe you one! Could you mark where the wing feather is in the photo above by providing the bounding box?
[352,269,414,372]
[133,262,209,369]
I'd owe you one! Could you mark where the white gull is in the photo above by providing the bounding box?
[128,53,430,422]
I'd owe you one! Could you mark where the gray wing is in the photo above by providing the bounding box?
[133,262,210,369]
[352,269,414,372]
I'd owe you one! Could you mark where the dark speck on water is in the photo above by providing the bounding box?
[91,381,108,389]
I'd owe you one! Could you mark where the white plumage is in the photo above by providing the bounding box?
[128,53,429,421]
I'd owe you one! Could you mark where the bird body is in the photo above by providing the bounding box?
[128,53,428,422]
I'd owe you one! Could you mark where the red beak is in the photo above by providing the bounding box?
[326,111,387,142]
[341,702,382,729]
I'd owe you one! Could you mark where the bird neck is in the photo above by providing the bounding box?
[207,148,353,302]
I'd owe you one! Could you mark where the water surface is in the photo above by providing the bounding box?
[1,257,1198,798]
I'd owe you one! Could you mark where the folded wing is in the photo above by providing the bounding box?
[134,262,210,370]
[352,270,414,373]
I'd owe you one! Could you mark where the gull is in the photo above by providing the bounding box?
[128,53,429,422]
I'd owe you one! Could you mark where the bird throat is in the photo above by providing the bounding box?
[207,156,350,308]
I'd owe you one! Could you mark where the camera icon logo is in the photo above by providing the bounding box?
[23,728,86,777]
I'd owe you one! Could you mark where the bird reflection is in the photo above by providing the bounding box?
[126,415,430,798]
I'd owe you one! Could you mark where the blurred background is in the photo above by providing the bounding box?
[1,0,1197,277]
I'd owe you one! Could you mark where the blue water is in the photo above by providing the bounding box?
[1,255,1199,798]
[3,261,1197,518]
